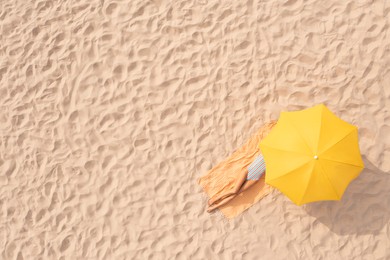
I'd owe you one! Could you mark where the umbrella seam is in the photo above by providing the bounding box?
[299,161,315,205]
[319,157,364,168]
[314,104,325,153]
[260,143,310,157]
[266,159,312,183]
[284,115,315,155]
[317,160,341,200]
[318,127,357,155]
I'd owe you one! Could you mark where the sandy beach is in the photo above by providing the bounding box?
[1,0,390,259]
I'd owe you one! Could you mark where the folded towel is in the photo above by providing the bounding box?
[198,121,277,218]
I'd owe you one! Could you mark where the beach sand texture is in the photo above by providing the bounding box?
[1,0,390,259]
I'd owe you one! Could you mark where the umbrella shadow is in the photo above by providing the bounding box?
[303,156,390,236]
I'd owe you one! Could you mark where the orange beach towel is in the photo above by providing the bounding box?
[198,121,277,218]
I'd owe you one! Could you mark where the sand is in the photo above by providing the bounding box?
[0,0,389,259]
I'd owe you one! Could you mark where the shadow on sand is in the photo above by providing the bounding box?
[304,156,390,236]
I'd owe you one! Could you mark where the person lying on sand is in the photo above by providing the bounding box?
[207,154,266,212]
[198,120,276,216]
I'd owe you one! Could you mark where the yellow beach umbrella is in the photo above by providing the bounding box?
[259,104,364,205]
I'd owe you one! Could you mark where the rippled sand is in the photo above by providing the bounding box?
[0,0,389,259]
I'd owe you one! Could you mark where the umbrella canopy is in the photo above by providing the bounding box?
[259,104,364,205]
